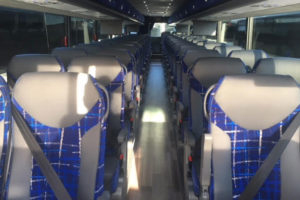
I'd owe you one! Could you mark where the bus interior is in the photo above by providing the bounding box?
[0,0,299,199]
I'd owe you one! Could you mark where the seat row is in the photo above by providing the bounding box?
[0,35,151,199]
[162,32,300,199]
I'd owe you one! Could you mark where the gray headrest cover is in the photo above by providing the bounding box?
[190,57,246,88]
[255,58,300,83]
[180,46,205,57]
[13,72,100,128]
[183,49,221,68]
[214,46,244,56]
[229,50,268,69]
[68,56,123,87]
[215,75,300,130]
[92,49,131,67]
[8,54,62,80]
[52,47,86,57]
[205,42,223,50]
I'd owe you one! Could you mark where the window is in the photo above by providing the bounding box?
[223,18,247,48]
[0,7,48,67]
[253,13,300,57]
[70,17,84,46]
[70,17,96,46]
[87,19,97,42]
[45,14,66,49]
[151,23,175,37]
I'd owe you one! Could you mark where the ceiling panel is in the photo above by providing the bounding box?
[5,0,118,20]
[128,0,187,17]
[199,0,300,20]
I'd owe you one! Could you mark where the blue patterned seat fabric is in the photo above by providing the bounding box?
[187,72,209,196]
[104,66,126,193]
[208,76,300,199]
[0,76,11,193]
[8,75,108,200]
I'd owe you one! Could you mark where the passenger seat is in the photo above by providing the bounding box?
[204,42,224,50]
[204,74,300,199]
[51,47,87,69]
[229,49,268,72]
[0,76,11,193]
[187,57,247,196]
[68,56,127,194]
[7,72,110,199]
[214,45,244,57]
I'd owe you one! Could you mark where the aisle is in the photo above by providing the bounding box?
[127,61,184,200]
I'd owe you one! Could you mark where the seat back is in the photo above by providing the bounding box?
[208,75,300,200]
[188,57,246,136]
[51,47,87,69]
[181,50,221,107]
[204,42,224,50]
[7,54,64,88]
[91,48,135,104]
[214,45,244,57]
[254,57,300,83]
[68,56,126,137]
[0,76,11,190]
[229,49,268,71]
[175,45,205,88]
[7,72,109,200]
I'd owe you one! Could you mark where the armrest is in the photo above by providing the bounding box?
[184,126,196,148]
[173,86,178,94]
[117,128,128,144]
[135,85,141,103]
[199,134,213,200]
[97,191,110,200]
[176,101,184,112]
[175,102,185,126]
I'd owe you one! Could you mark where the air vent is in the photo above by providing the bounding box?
[251,3,279,8]
[22,0,59,5]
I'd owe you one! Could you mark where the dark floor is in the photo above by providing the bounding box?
[127,61,184,200]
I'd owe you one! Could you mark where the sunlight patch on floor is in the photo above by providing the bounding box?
[127,140,139,191]
[141,106,166,123]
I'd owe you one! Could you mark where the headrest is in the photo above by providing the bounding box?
[178,45,205,58]
[255,57,300,83]
[197,41,205,46]
[190,57,246,88]
[214,45,244,57]
[229,50,268,69]
[214,74,300,130]
[80,45,101,54]
[183,49,221,69]
[204,42,224,50]
[91,48,132,67]
[13,72,106,128]
[118,44,138,56]
[51,47,86,68]
[8,54,63,82]
[51,47,86,57]
[68,56,125,87]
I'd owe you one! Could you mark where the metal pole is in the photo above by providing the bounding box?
[246,17,254,50]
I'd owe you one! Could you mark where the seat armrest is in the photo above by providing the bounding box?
[173,86,178,93]
[97,191,110,200]
[184,126,196,148]
[135,85,141,103]
[176,101,184,112]
[175,102,185,126]
[199,134,213,200]
[127,101,136,118]
[117,128,128,144]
